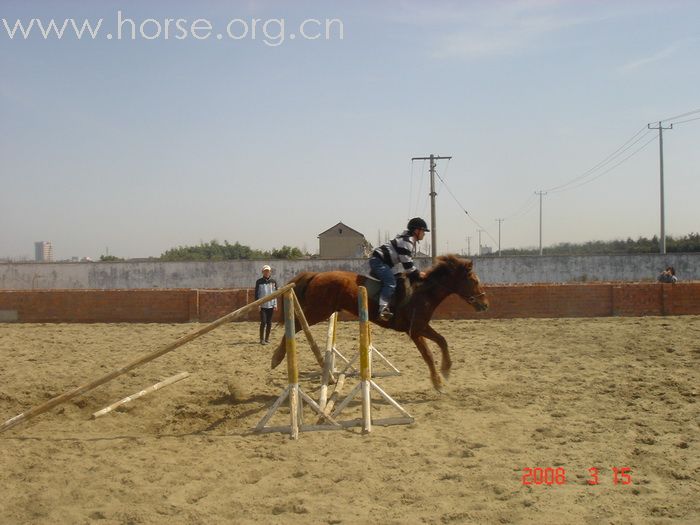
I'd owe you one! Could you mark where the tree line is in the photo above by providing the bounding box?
[97,233,700,261]
[495,233,700,256]
[158,240,306,261]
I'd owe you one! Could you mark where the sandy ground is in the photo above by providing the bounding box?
[1,316,698,525]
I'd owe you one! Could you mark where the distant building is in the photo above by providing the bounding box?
[34,241,53,262]
[318,222,372,259]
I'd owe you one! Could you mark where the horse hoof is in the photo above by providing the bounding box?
[270,350,285,369]
[431,376,445,392]
[441,369,451,381]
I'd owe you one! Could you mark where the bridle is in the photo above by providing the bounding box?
[465,292,486,304]
[417,271,487,305]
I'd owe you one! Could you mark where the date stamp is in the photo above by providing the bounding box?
[520,467,632,486]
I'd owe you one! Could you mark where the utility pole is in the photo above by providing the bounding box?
[535,191,547,256]
[411,154,452,265]
[477,229,484,256]
[648,121,673,254]
[495,219,504,256]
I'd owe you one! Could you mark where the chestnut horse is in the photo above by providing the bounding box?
[270,254,489,391]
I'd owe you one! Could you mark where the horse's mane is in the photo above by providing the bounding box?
[423,254,473,283]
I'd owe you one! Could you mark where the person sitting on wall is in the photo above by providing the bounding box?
[657,266,677,283]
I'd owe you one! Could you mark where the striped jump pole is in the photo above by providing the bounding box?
[359,286,372,433]
[285,290,301,439]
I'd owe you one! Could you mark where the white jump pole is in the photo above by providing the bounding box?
[92,372,190,419]
[318,312,338,411]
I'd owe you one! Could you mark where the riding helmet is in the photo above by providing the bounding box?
[407,217,430,232]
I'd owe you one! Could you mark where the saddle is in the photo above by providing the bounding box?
[364,273,413,310]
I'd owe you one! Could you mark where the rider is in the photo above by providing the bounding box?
[369,217,429,320]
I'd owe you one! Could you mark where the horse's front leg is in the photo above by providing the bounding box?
[410,334,444,392]
[270,317,303,369]
[270,337,287,369]
[420,325,451,380]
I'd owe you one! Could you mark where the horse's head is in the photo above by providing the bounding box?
[425,255,489,312]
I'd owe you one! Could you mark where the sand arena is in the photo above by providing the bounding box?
[1,317,698,524]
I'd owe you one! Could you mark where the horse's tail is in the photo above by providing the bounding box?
[277,272,317,323]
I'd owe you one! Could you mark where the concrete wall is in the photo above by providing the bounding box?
[0,253,697,290]
[1,282,698,323]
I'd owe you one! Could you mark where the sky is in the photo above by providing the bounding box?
[1,0,699,260]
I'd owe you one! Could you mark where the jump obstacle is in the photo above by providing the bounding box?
[0,282,318,434]
[317,308,401,417]
[1,283,413,439]
[256,286,413,438]
[326,286,413,433]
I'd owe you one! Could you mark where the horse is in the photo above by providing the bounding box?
[270,254,489,391]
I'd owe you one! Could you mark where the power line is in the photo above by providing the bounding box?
[504,193,539,220]
[550,133,657,193]
[660,108,700,123]
[670,115,700,126]
[413,159,427,217]
[432,168,499,246]
[545,126,651,193]
[407,159,415,220]
[551,135,657,193]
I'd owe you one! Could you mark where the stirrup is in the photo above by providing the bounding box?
[379,307,393,321]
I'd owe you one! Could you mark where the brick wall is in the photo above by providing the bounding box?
[0,289,198,323]
[0,283,698,323]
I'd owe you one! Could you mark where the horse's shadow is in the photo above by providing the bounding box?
[203,393,278,431]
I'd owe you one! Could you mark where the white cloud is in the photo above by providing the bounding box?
[428,2,596,60]
[619,38,698,73]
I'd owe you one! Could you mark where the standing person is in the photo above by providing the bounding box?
[255,265,278,344]
[369,217,429,320]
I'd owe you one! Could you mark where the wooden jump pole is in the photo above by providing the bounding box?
[318,312,338,411]
[92,372,190,419]
[359,287,372,433]
[285,291,300,439]
[330,286,414,431]
[0,283,296,434]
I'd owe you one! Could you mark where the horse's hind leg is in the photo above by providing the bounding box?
[410,335,445,392]
[420,325,451,380]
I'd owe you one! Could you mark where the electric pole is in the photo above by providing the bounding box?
[495,219,504,256]
[411,154,452,265]
[648,121,673,254]
[535,191,547,256]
